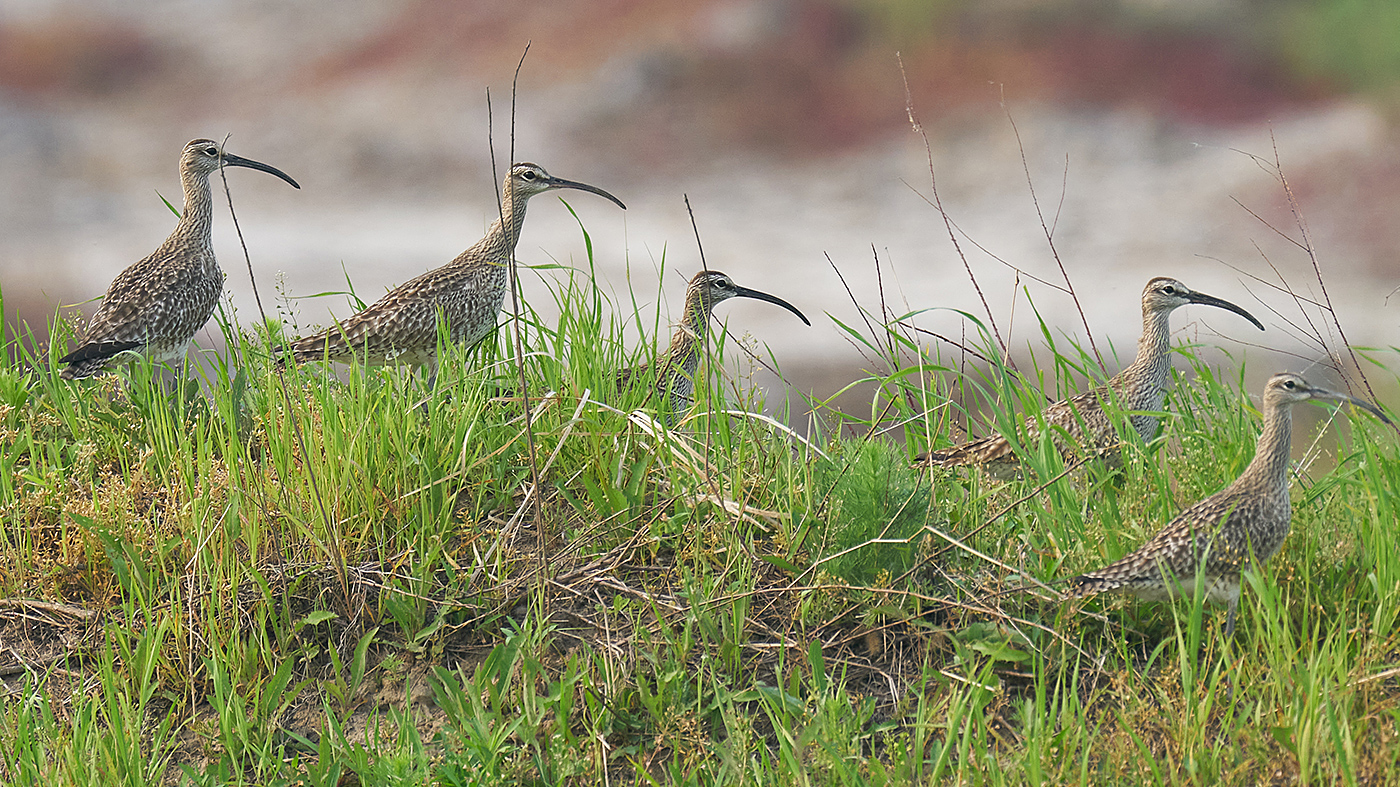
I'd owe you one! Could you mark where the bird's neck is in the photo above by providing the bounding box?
[666,291,714,376]
[1240,401,1294,491]
[473,184,531,260]
[176,169,214,245]
[682,290,714,338]
[666,326,704,381]
[1132,307,1173,369]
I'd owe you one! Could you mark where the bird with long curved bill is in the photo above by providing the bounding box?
[1069,372,1392,636]
[59,138,300,380]
[278,162,625,389]
[617,269,810,423]
[915,276,1265,475]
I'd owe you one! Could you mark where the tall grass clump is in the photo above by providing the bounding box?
[3,190,1400,787]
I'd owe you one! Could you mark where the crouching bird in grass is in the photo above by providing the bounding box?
[915,277,1265,476]
[1069,372,1391,636]
[277,163,625,388]
[617,270,810,423]
[58,139,300,380]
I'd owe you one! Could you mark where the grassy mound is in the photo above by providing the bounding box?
[1,247,1398,785]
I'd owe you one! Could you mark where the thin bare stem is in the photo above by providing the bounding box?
[1269,133,1376,401]
[899,324,994,365]
[1225,136,1374,400]
[493,43,546,566]
[684,195,708,276]
[898,54,1011,366]
[682,194,726,505]
[1000,93,1102,370]
[218,138,345,599]
[825,252,882,369]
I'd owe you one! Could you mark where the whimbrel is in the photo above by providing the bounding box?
[279,163,624,385]
[58,139,300,379]
[1071,372,1390,635]
[916,277,1264,474]
[617,270,810,421]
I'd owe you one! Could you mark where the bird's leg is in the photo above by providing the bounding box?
[1221,596,1241,703]
[422,356,439,392]
[173,354,197,401]
[151,361,180,409]
[417,364,435,417]
[416,356,446,416]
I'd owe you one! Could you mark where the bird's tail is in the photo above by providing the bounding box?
[268,343,294,370]
[1061,574,1107,599]
[268,331,333,369]
[912,435,1009,468]
[56,340,141,380]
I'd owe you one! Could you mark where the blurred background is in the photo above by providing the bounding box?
[2,0,1398,416]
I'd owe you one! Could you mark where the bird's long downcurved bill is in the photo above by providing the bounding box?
[732,285,811,326]
[1187,291,1264,331]
[219,152,302,190]
[1314,388,1393,427]
[545,176,626,210]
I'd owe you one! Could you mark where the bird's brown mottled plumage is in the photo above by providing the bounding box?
[916,277,1264,474]
[280,163,624,385]
[618,270,809,422]
[1070,372,1390,634]
[59,139,299,379]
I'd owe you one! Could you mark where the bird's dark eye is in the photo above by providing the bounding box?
[1162,285,1177,295]
[204,146,219,156]
[521,170,537,181]
[1284,380,1296,389]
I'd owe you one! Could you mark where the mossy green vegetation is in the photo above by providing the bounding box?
[1,255,1398,785]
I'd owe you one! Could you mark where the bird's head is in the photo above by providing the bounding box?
[180,138,300,189]
[505,162,625,209]
[1141,276,1263,331]
[1263,372,1390,425]
[685,270,810,325]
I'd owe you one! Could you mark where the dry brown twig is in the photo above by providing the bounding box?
[1226,133,1377,399]
[1000,91,1102,371]
[219,136,345,602]
[0,598,100,619]
[706,581,1095,663]
[485,42,548,576]
[898,54,1010,364]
